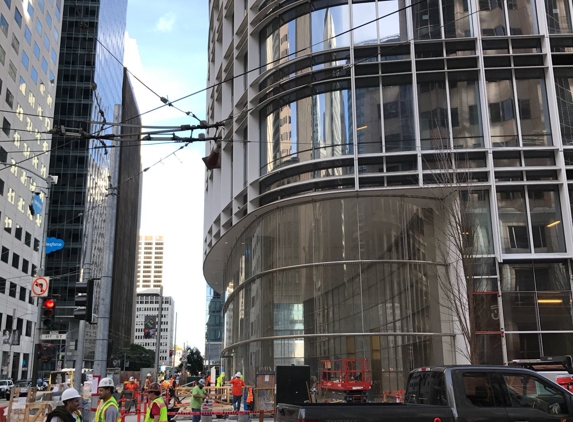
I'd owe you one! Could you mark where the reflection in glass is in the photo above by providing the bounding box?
[462,190,493,254]
[545,0,573,33]
[474,294,500,331]
[383,84,415,151]
[543,333,573,356]
[500,262,570,291]
[486,78,518,147]
[419,78,450,149]
[443,0,472,38]
[450,80,483,148]
[497,188,530,254]
[503,292,538,331]
[515,78,552,146]
[311,6,350,53]
[378,0,409,42]
[355,86,382,154]
[413,0,441,39]
[527,188,565,253]
[507,0,538,34]
[505,333,540,359]
[353,2,378,45]
[476,334,503,364]
[554,73,573,145]
[479,0,507,36]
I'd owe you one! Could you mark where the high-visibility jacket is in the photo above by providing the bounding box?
[247,388,253,403]
[94,396,120,422]
[216,374,225,387]
[144,397,168,422]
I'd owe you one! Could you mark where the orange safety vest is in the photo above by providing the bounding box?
[247,388,253,403]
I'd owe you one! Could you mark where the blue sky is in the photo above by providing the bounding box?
[125,0,210,353]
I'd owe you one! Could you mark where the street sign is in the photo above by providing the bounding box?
[31,277,50,297]
[40,333,66,340]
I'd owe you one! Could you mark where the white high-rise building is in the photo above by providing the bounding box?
[134,289,175,365]
[136,235,164,290]
[0,0,62,380]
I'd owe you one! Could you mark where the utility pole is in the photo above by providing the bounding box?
[73,222,94,391]
[31,175,57,383]
[153,286,163,381]
[172,312,177,367]
[93,105,121,378]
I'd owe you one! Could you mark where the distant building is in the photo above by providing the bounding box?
[205,286,223,367]
[134,289,175,366]
[136,235,164,290]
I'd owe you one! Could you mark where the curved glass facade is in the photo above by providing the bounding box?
[205,0,573,392]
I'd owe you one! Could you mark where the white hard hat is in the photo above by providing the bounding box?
[147,373,151,377]
[99,378,114,388]
[62,388,81,402]
[235,372,241,378]
[129,377,134,382]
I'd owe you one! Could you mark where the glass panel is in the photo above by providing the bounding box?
[475,294,500,331]
[355,86,382,154]
[503,292,538,331]
[413,0,441,39]
[505,333,541,359]
[501,262,571,291]
[554,74,573,145]
[545,0,573,33]
[487,78,518,147]
[443,0,472,38]
[383,84,415,151]
[353,2,378,45]
[479,0,507,36]
[542,333,573,356]
[311,5,351,53]
[515,79,551,147]
[497,188,530,253]
[315,90,352,161]
[507,0,538,34]
[378,0,409,43]
[462,190,494,254]
[476,334,503,364]
[527,188,565,253]
[538,292,573,330]
[419,78,450,149]
[451,80,484,148]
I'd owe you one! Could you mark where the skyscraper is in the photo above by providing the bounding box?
[204,0,573,392]
[0,0,63,381]
[136,235,164,291]
[44,0,137,371]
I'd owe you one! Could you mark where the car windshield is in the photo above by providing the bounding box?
[15,381,28,387]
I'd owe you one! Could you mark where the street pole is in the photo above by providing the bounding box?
[31,175,56,383]
[73,222,94,391]
[172,312,177,367]
[93,105,121,378]
[154,286,163,381]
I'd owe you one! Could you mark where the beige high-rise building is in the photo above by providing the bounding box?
[136,235,164,290]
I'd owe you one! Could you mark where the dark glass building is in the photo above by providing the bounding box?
[45,0,136,370]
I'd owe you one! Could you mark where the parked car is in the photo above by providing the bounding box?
[276,366,573,422]
[13,379,32,397]
[0,379,14,399]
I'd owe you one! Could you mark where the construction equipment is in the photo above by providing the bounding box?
[320,358,371,402]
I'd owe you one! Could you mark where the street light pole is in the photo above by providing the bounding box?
[154,286,163,381]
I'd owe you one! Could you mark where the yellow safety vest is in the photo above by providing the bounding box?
[145,397,168,422]
[94,396,120,422]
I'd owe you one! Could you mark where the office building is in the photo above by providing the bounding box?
[44,0,135,371]
[134,289,175,366]
[136,235,164,291]
[205,285,223,367]
[203,0,573,392]
[0,0,63,380]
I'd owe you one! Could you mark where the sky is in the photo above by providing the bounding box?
[124,0,211,353]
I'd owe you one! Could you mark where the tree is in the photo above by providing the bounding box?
[426,148,495,364]
[179,347,204,375]
[118,344,155,371]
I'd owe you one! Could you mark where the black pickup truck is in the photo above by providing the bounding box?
[275,365,573,422]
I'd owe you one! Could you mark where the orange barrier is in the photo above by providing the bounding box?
[0,406,6,422]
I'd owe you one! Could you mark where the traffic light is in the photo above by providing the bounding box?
[42,299,56,328]
[74,278,95,323]
[169,349,173,357]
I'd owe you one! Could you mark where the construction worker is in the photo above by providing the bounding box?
[169,374,181,406]
[46,388,83,422]
[124,377,140,411]
[246,388,254,410]
[191,379,207,422]
[215,372,225,387]
[145,382,168,422]
[229,372,245,411]
[94,377,120,422]
[144,373,153,391]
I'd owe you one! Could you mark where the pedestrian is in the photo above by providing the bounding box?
[124,376,140,411]
[191,379,207,422]
[145,383,168,422]
[94,378,119,422]
[46,388,83,422]
[229,372,245,411]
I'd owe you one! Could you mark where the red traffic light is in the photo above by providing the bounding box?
[44,299,55,309]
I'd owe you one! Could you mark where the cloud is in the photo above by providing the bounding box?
[156,12,176,32]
